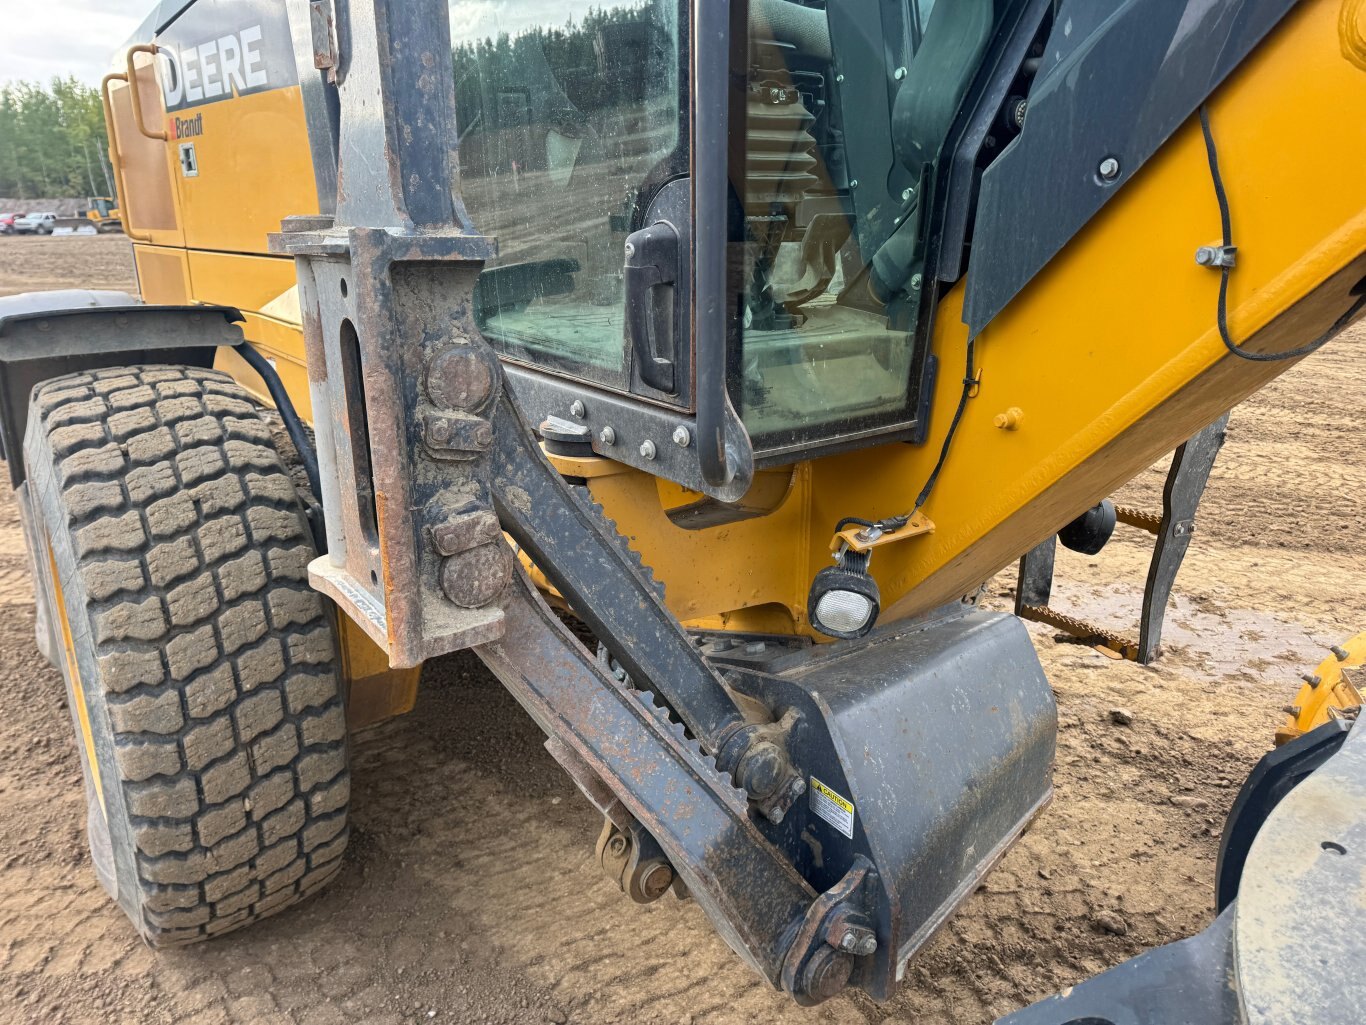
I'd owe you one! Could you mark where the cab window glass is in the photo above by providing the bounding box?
[451,0,685,392]
[734,0,997,450]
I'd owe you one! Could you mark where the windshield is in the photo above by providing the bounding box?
[450,0,685,393]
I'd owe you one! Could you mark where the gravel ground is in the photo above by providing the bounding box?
[0,234,1362,1025]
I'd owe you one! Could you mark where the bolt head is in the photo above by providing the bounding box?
[893,66,906,80]
[570,399,586,418]
[426,346,494,411]
[624,241,636,258]
[639,439,657,460]
[835,74,845,83]
[599,425,616,446]
[909,273,923,291]
[738,741,785,800]
[849,179,859,189]
[640,862,674,901]
[799,948,853,1003]
[1098,157,1121,181]
[901,187,912,201]
[440,541,514,608]
[672,425,691,447]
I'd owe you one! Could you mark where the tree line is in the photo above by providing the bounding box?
[0,79,115,200]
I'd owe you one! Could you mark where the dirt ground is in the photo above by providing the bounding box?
[0,234,1362,1025]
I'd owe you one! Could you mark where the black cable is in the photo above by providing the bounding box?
[234,343,323,503]
[830,334,977,540]
[1200,104,1366,362]
[911,335,976,514]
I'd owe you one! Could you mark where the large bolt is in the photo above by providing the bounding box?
[799,948,853,1003]
[570,399,586,418]
[1098,156,1121,182]
[639,862,674,902]
[639,439,657,460]
[426,346,494,411]
[600,425,616,446]
[736,740,785,801]
[672,425,691,447]
[1332,645,1351,661]
[440,541,513,608]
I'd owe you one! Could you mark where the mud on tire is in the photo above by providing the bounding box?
[24,365,349,945]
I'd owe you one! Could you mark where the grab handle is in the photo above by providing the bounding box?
[99,72,154,243]
[125,44,168,141]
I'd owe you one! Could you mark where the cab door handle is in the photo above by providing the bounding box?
[623,221,680,394]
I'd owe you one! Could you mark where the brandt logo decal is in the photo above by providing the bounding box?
[173,113,204,140]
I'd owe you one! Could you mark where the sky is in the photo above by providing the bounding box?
[2,0,147,88]
[2,0,637,90]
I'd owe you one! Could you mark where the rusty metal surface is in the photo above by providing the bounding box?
[1019,602,1140,661]
[272,0,507,667]
[1114,505,1162,534]
[486,394,803,820]
[474,571,816,988]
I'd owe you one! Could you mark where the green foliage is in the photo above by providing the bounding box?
[452,3,674,135]
[0,78,113,199]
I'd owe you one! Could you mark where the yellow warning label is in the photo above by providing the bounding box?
[809,776,855,838]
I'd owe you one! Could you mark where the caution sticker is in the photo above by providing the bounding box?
[808,776,855,838]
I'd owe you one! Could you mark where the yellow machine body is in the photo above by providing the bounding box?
[100,1,1366,717]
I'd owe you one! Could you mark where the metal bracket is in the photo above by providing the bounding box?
[1196,243,1238,268]
[1016,413,1229,663]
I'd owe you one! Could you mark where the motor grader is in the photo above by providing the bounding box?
[0,0,1363,1016]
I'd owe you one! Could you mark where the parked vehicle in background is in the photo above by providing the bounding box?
[0,213,22,234]
[13,212,56,235]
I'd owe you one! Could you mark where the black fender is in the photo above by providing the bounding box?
[0,290,243,486]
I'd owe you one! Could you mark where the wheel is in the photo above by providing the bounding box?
[24,365,350,945]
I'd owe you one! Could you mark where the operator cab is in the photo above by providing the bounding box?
[449,0,1010,497]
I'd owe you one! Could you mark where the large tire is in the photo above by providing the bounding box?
[24,365,350,945]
